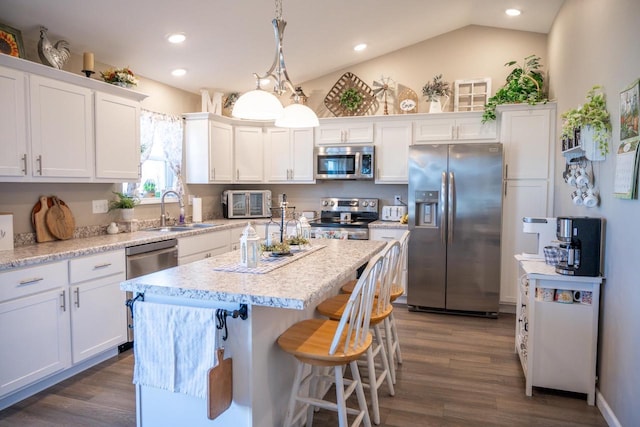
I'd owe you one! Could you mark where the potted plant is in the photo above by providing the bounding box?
[143,179,156,197]
[561,85,611,157]
[109,191,140,221]
[422,74,450,113]
[482,55,547,122]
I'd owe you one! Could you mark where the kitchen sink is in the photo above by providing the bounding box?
[144,223,218,232]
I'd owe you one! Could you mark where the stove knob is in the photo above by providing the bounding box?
[330,201,335,206]
[322,200,328,206]
[362,201,369,207]
[369,201,376,207]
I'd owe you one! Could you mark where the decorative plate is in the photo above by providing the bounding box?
[324,72,377,117]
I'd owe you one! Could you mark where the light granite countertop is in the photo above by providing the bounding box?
[120,239,386,310]
[0,220,256,271]
[369,220,408,229]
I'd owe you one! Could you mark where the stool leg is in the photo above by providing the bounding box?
[350,360,372,427]
[365,343,380,424]
[307,365,319,427]
[374,324,395,397]
[384,316,396,384]
[334,365,348,427]
[390,312,403,364]
[284,361,305,427]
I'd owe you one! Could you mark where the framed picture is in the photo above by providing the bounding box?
[620,79,639,142]
[0,22,25,58]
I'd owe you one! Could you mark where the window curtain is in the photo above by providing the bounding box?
[128,110,184,197]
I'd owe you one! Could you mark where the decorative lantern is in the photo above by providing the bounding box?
[240,222,260,268]
[298,216,311,240]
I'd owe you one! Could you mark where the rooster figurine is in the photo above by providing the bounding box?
[38,26,70,69]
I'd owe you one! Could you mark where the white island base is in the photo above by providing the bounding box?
[121,239,386,427]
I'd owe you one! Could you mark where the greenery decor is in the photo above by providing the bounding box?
[100,67,139,87]
[339,88,364,112]
[561,85,612,156]
[422,74,450,100]
[108,191,140,210]
[482,55,547,122]
[143,179,156,195]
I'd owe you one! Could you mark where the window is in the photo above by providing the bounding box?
[124,110,183,201]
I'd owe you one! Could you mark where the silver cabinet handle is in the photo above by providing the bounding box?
[212,167,216,180]
[448,171,455,245]
[21,154,27,174]
[19,277,44,286]
[236,169,240,181]
[60,290,66,311]
[74,287,80,308]
[505,164,508,180]
[93,263,112,269]
[36,155,43,175]
[138,163,141,178]
[440,171,447,245]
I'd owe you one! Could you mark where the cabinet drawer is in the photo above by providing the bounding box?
[69,250,125,284]
[0,261,67,302]
[370,228,406,241]
[178,231,229,258]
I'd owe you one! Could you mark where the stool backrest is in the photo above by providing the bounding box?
[329,252,385,356]
[394,231,410,287]
[373,240,400,316]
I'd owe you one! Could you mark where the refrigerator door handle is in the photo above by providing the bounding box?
[448,171,455,245]
[440,171,447,245]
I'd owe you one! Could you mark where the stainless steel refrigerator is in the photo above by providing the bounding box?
[407,143,503,316]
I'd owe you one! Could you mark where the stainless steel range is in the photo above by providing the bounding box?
[309,197,378,240]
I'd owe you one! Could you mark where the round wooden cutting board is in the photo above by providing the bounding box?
[45,196,75,240]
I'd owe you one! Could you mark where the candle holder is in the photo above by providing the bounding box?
[81,69,95,78]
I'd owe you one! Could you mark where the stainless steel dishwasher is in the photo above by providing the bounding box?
[124,238,178,345]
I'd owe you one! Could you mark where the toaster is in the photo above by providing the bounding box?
[381,205,407,221]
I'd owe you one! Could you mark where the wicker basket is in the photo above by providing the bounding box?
[324,72,377,117]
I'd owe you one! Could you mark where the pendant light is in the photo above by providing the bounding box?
[232,0,319,128]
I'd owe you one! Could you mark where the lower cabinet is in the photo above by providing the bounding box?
[370,227,408,298]
[178,230,230,264]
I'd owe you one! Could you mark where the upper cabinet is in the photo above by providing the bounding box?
[184,113,233,184]
[375,121,411,184]
[315,119,374,144]
[413,112,497,143]
[264,127,315,183]
[0,54,146,183]
[234,126,264,183]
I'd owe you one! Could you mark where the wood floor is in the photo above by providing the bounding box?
[0,307,608,427]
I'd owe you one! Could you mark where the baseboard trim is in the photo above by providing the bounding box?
[596,388,621,427]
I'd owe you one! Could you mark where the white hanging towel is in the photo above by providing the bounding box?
[133,301,218,399]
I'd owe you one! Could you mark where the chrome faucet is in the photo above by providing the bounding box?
[160,190,184,226]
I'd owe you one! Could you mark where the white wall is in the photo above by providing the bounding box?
[548,1,640,425]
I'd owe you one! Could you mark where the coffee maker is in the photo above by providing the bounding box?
[555,217,603,276]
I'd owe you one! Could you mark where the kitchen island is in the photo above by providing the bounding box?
[120,238,386,427]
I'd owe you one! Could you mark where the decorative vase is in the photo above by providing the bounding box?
[113,82,133,88]
[428,99,442,113]
[120,208,134,221]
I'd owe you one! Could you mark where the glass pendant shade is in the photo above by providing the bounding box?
[232,89,284,121]
[275,103,320,128]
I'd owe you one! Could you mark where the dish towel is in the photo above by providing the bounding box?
[133,301,218,399]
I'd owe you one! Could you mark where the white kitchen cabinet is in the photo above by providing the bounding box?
[515,259,602,405]
[375,121,411,183]
[95,92,141,180]
[315,119,374,144]
[499,103,555,305]
[184,113,234,184]
[0,65,28,177]
[234,126,264,182]
[500,180,550,304]
[413,112,497,143]
[370,227,408,300]
[29,74,93,178]
[264,127,315,183]
[0,261,71,398]
[178,230,230,264]
[68,250,127,364]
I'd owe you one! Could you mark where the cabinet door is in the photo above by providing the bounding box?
[500,180,550,304]
[456,117,497,141]
[345,123,374,143]
[264,127,291,182]
[0,66,27,177]
[210,121,234,183]
[315,121,373,144]
[375,121,411,183]
[0,288,71,397]
[234,126,263,182]
[95,92,140,180]
[290,128,314,182]
[502,108,552,180]
[70,275,127,363]
[29,75,93,178]
[413,118,454,141]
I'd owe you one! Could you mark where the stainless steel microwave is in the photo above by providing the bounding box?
[222,190,272,219]
[314,145,374,180]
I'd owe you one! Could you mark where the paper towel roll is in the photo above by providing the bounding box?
[192,198,202,223]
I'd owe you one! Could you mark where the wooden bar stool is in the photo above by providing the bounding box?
[316,241,399,425]
[340,230,410,384]
[277,252,385,427]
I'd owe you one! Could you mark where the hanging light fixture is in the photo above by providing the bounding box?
[232,0,319,128]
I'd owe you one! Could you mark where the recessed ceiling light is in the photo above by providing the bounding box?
[171,68,187,77]
[505,8,521,16]
[353,43,367,52]
[167,33,186,44]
